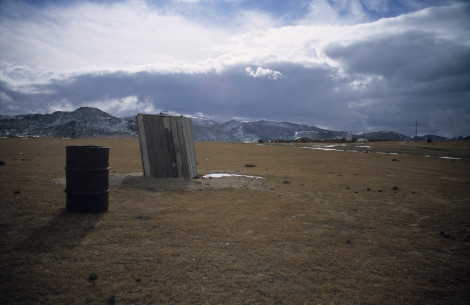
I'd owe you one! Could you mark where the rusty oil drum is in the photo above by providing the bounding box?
[65,146,110,212]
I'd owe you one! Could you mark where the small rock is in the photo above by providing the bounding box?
[392,186,398,191]
[439,231,454,239]
[283,180,291,184]
[346,240,351,244]
[88,273,98,282]
[244,164,256,167]
[107,296,116,304]
[392,158,399,161]
[0,161,5,166]
[14,190,20,195]
[366,188,371,191]
[135,278,142,283]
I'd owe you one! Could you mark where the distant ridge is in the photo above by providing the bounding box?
[0,107,137,138]
[0,107,462,142]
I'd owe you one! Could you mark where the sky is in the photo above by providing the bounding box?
[0,0,469,137]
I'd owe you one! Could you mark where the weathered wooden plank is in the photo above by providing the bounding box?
[136,115,150,177]
[169,116,184,178]
[177,117,189,178]
[183,117,197,178]
[183,116,197,178]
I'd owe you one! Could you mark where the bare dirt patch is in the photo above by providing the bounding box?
[1,138,469,304]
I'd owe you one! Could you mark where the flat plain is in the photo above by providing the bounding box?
[0,137,469,304]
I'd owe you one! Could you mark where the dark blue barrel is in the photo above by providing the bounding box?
[65,146,110,212]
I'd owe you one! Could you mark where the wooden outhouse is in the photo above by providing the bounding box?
[136,114,197,178]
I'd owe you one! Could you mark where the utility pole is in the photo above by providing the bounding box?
[415,120,418,143]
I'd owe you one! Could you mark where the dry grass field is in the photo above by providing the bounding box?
[1,137,469,304]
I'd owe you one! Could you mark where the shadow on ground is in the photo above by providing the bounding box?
[15,209,104,253]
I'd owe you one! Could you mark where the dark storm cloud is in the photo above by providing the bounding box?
[324,30,470,136]
[326,31,470,83]
[0,64,359,126]
[1,50,469,137]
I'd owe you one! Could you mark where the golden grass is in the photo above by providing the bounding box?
[0,138,469,304]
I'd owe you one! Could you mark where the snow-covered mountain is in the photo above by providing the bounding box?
[0,107,459,142]
[0,107,137,138]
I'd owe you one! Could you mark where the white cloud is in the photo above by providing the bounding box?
[301,0,369,25]
[88,96,157,116]
[245,66,283,79]
[1,0,467,84]
[0,0,229,82]
[48,99,76,113]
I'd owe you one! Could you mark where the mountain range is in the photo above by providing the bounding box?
[0,107,464,142]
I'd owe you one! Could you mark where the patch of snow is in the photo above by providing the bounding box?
[440,156,461,160]
[303,147,342,151]
[202,173,263,179]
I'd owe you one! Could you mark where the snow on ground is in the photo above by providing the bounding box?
[202,173,263,179]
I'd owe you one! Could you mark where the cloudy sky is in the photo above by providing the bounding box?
[1,0,469,137]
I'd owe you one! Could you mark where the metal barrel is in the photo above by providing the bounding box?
[65,146,110,212]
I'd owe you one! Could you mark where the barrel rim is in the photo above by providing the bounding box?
[66,145,110,149]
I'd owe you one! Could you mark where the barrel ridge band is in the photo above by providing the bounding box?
[65,166,110,172]
[65,189,110,195]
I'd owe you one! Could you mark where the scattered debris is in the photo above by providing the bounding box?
[88,273,98,285]
[107,295,116,304]
[440,231,455,239]
[136,216,151,220]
